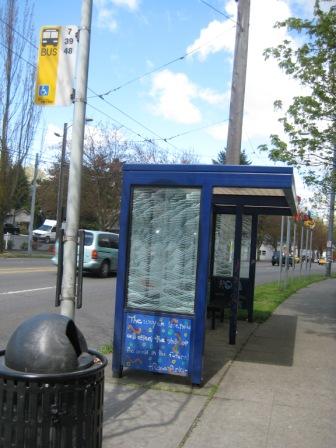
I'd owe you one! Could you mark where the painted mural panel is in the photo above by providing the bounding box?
[123,313,192,376]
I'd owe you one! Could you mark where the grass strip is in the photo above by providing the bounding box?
[99,343,113,355]
[0,251,53,259]
[238,273,335,323]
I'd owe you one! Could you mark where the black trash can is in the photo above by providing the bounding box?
[0,313,107,448]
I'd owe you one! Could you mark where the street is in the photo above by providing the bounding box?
[0,257,326,350]
[0,257,116,350]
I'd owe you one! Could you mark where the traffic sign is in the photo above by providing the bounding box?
[35,25,78,106]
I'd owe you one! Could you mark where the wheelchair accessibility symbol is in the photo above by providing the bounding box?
[38,85,49,96]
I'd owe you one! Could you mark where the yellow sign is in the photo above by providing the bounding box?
[304,219,315,229]
[35,26,61,105]
[35,25,78,106]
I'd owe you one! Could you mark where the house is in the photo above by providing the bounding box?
[258,243,274,261]
[5,209,31,234]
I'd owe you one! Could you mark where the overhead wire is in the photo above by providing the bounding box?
[85,102,172,158]
[0,16,39,50]
[86,102,153,143]
[87,87,183,152]
[0,40,36,69]
[87,29,234,99]
[156,118,229,142]
[199,0,237,25]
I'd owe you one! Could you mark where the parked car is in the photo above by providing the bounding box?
[318,257,327,265]
[3,223,20,235]
[33,219,57,243]
[271,251,293,266]
[52,230,119,278]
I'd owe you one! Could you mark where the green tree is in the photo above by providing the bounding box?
[212,149,251,165]
[312,218,328,255]
[258,1,336,193]
[12,165,30,210]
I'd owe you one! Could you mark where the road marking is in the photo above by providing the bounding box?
[0,267,55,274]
[0,286,55,295]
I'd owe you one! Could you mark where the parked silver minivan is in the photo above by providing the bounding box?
[52,230,119,278]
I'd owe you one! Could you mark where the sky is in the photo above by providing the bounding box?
[31,0,316,196]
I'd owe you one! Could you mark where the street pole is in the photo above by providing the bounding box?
[56,123,68,242]
[292,222,297,270]
[226,0,251,165]
[278,216,284,287]
[299,223,304,274]
[304,227,309,271]
[326,144,336,276]
[309,229,313,270]
[284,217,291,288]
[60,0,92,319]
[28,153,39,256]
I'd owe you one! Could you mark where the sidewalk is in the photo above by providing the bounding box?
[102,279,336,448]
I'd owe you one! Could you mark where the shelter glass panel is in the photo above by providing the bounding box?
[240,215,252,278]
[213,214,252,278]
[126,187,201,314]
[213,215,235,276]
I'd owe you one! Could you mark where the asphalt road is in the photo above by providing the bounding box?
[0,257,116,350]
[0,257,328,350]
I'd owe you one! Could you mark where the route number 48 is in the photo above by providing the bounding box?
[64,47,73,54]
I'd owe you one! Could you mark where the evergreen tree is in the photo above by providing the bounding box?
[212,148,251,165]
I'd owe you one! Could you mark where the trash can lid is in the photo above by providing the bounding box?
[5,313,93,373]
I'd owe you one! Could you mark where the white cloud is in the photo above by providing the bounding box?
[198,88,228,106]
[94,0,139,32]
[286,0,315,16]
[207,122,228,141]
[110,0,139,10]
[96,6,118,32]
[186,19,236,62]
[149,70,201,124]
[149,70,227,124]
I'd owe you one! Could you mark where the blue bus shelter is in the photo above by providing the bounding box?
[112,164,297,385]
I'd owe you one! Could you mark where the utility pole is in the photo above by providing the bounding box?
[284,217,291,288]
[55,122,68,242]
[28,153,39,256]
[226,0,251,165]
[60,0,93,319]
[326,144,336,276]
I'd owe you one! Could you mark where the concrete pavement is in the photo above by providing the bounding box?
[102,278,336,448]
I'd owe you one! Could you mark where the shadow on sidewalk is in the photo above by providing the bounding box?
[235,314,297,367]
[203,314,297,384]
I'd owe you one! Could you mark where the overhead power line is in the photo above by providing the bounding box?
[87,102,149,141]
[199,0,238,25]
[88,28,232,99]
[0,16,38,50]
[0,40,36,69]
[158,119,229,142]
[88,87,182,152]
[86,102,176,153]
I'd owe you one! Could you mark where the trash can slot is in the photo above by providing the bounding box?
[66,320,82,357]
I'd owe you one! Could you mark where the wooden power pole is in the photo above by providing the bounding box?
[226,0,251,165]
